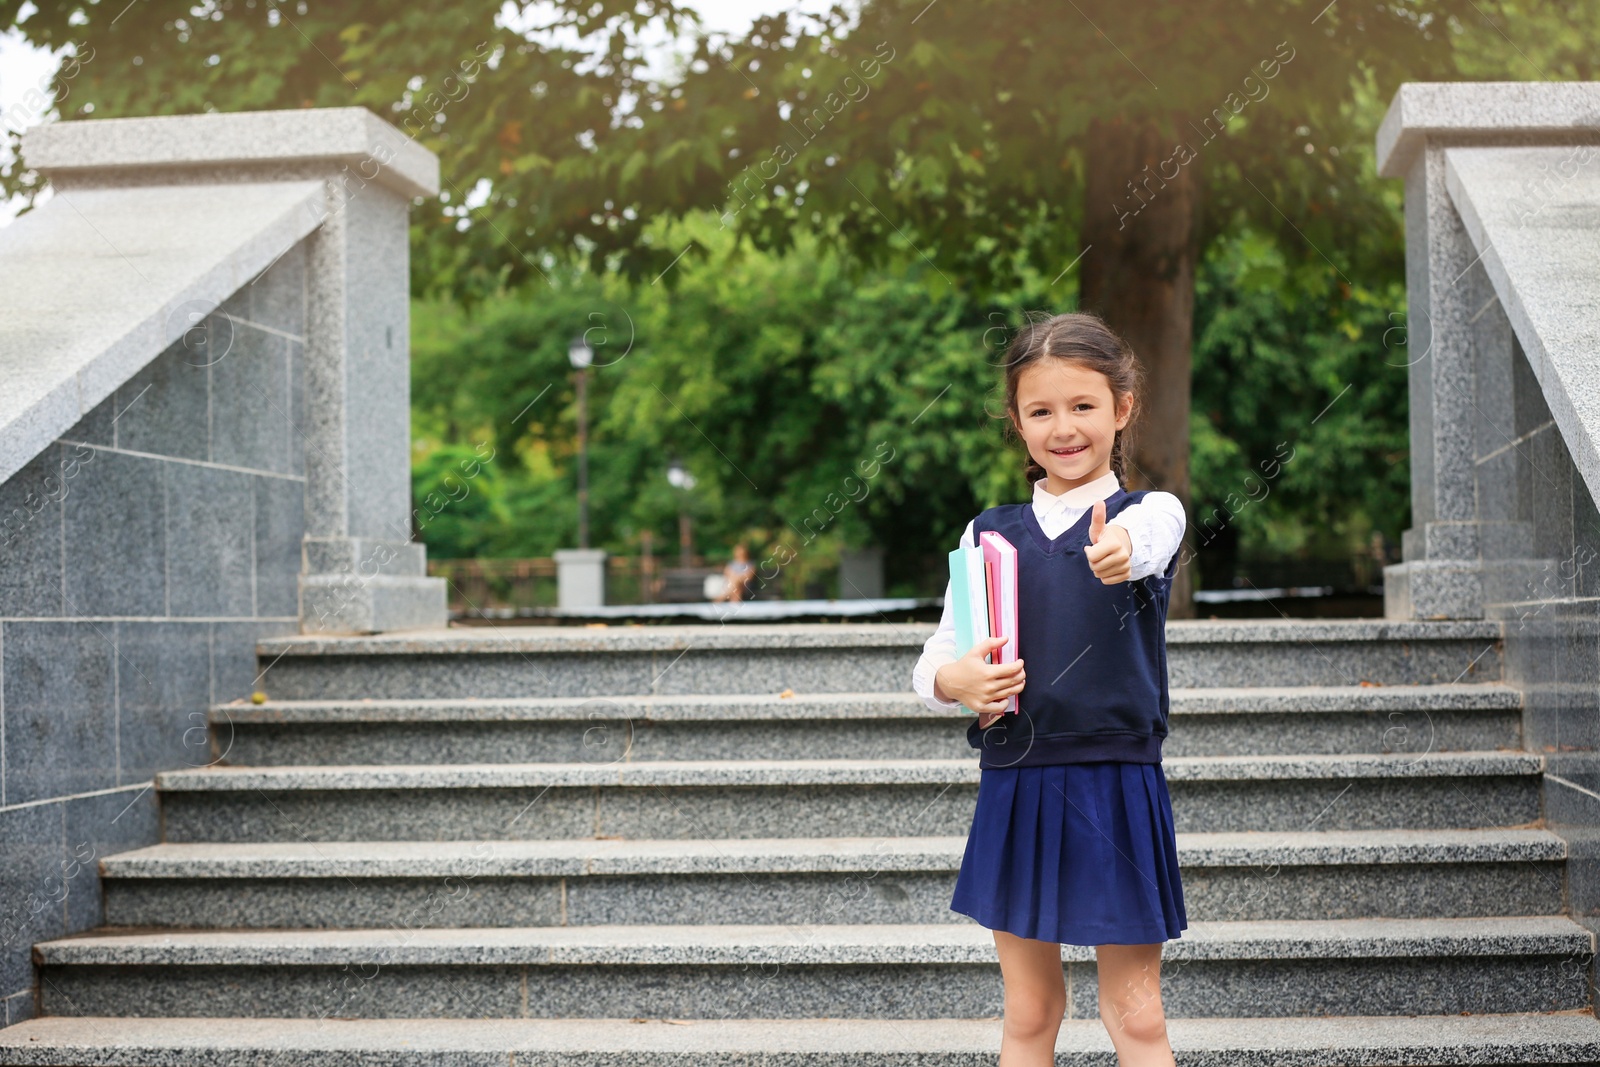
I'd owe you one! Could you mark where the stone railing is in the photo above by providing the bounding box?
[0,107,447,1023]
[1378,80,1600,939]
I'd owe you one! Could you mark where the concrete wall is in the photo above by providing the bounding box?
[0,241,309,1026]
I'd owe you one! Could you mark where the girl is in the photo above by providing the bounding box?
[713,543,756,602]
[911,311,1188,1067]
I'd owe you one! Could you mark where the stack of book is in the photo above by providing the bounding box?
[946,530,1019,715]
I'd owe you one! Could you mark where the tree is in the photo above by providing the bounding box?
[0,0,705,300]
[627,0,1475,614]
[2,0,1557,611]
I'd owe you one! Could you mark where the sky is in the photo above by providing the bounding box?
[0,0,848,225]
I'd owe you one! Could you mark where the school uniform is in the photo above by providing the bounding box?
[911,471,1189,945]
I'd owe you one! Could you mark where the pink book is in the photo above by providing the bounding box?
[978,530,1019,713]
[985,560,998,659]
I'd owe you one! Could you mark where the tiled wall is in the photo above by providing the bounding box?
[1482,335,1600,943]
[0,241,309,1025]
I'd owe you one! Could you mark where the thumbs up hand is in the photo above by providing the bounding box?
[1083,499,1134,584]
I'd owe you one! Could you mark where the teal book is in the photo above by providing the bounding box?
[946,546,990,715]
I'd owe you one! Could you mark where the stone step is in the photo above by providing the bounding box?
[211,683,1525,765]
[31,917,1592,1020]
[155,752,1546,842]
[249,620,1507,700]
[98,829,1567,928]
[4,1012,1599,1066]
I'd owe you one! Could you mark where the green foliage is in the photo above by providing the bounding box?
[1190,228,1410,560]
[1,0,1528,305]
[412,204,1411,586]
[409,209,1039,588]
[1449,1,1600,81]
[4,0,1582,587]
[409,439,507,558]
[1,0,706,304]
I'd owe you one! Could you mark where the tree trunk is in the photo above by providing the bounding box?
[1079,113,1200,619]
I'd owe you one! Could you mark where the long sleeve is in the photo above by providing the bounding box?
[1105,491,1186,581]
[911,519,975,713]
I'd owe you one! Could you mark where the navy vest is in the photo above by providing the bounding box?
[966,485,1175,768]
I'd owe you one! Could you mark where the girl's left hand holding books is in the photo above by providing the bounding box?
[1083,499,1133,584]
[934,635,1024,728]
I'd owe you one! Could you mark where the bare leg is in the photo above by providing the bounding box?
[993,929,1066,1067]
[1095,942,1176,1067]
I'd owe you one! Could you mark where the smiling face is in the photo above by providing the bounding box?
[1012,358,1133,495]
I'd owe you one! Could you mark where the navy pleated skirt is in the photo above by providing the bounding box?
[950,761,1188,945]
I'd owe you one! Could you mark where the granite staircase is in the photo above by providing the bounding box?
[3,619,1599,1064]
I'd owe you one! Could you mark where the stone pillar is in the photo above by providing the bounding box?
[290,114,449,633]
[24,108,448,632]
[839,546,885,599]
[554,549,607,609]
[1375,83,1600,619]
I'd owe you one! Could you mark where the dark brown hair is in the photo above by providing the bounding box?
[1001,311,1144,487]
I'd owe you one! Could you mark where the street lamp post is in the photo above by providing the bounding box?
[551,334,605,610]
[666,456,696,568]
[569,335,593,549]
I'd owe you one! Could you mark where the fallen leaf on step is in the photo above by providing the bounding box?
[779,688,795,698]
[663,1020,695,1026]
[585,622,609,629]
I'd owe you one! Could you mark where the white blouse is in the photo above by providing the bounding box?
[910,471,1186,713]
